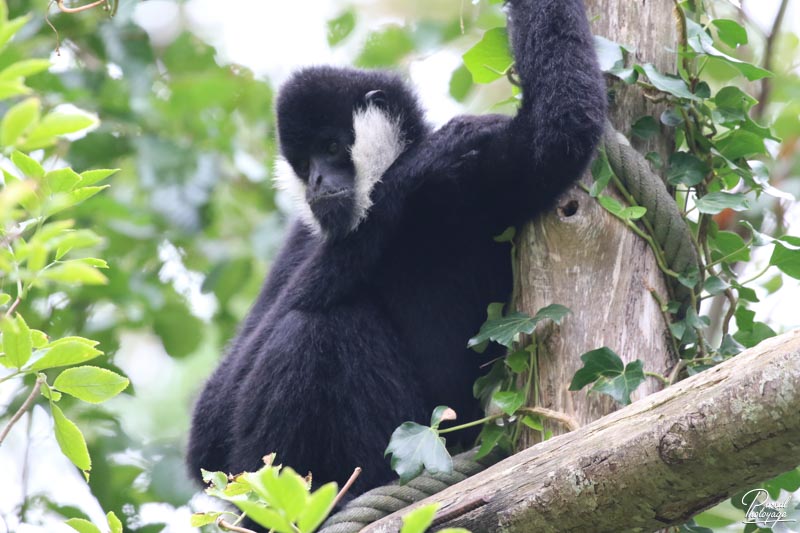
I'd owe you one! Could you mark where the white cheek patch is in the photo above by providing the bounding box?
[350,105,406,227]
[273,157,322,235]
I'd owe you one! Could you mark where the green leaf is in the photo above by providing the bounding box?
[695,192,750,215]
[190,512,222,528]
[0,15,30,52]
[55,230,104,260]
[715,130,767,160]
[21,111,98,151]
[686,19,771,81]
[297,482,337,533]
[594,35,624,72]
[631,115,659,140]
[713,86,757,125]
[53,366,129,403]
[492,390,525,416]
[0,80,29,100]
[719,334,745,356]
[505,350,529,373]
[430,405,457,429]
[569,348,646,406]
[401,503,441,533]
[79,168,119,186]
[51,404,91,479]
[569,347,623,390]
[106,511,123,533]
[385,422,452,484]
[712,19,748,48]
[28,338,103,371]
[65,518,102,533]
[668,152,709,187]
[710,231,750,263]
[703,276,729,296]
[356,26,414,68]
[637,63,697,100]
[475,423,504,460]
[1,314,32,368]
[1,97,40,146]
[40,260,108,285]
[11,150,44,178]
[327,10,356,46]
[462,27,512,84]
[449,64,473,102]
[592,360,645,406]
[234,500,295,533]
[770,236,800,279]
[153,302,204,357]
[734,322,776,348]
[44,168,82,195]
[532,303,572,325]
[0,59,50,81]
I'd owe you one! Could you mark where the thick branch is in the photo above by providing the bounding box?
[364,330,800,532]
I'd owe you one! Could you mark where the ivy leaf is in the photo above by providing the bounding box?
[52,404,91,480]
[492,390,525,416]
[719,334,745,357]
[770,236,800,280]
[430,405,457,430]
[569,347,645,405]
[474,423,504,460]
[594,35,624,72]
[591,360,645,406]
[710,231,751,263]
[695,192,750,214]
[711,19,748,48]
[468,304,570,349]
[385,422,452,484]
[713,86,757,125]
[462,27,512,84]
[686,18,771,81]
[668,152,709,187]
[703,276,729,296]
[734,322,776,348]
[53,366,130,403]
[715,130,767,160]
[631,115,659,139]
[637,63,698,100]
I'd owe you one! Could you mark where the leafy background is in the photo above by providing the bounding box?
[0,0,799,532]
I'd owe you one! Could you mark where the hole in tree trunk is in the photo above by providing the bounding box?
[559,199,579,218]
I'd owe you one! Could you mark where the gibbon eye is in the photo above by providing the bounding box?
[327,141,340,155]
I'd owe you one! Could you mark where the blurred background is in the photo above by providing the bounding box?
[0,0,798,531]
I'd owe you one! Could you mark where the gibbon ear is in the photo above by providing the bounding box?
[364,90,387,108]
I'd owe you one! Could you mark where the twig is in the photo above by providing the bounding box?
[0,378,43,446]
[754,0,790,119]
[518,407,580,432]
[56,0,107,13]
[216,519,257,533]
[332,467,362,509]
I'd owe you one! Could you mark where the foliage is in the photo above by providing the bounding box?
[193,455,338,533]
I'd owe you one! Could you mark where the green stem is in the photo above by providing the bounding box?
[438,414,503,435]
[645,371,670,385]
[740,264,772,286]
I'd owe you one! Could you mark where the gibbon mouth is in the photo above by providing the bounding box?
[310,189,351,204]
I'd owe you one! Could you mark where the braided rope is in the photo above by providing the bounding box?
[318,450,499,533]
[602,124,700,305]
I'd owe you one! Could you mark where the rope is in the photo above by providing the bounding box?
[319,125,698,532]
[602,123,700,307]
[317,449,502,533]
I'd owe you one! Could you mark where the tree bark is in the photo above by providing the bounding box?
[516,0,679,443]
[363,330,800,533]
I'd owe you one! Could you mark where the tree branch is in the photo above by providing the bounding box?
[364,330,800,532]
[754,0,790,119]
[0,378,43,446]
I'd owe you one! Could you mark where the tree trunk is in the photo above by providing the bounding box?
[516,0,679,443]
[363,330,800,533]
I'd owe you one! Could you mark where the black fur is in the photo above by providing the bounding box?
[188,0,605,502]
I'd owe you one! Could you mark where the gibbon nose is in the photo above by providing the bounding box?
[312,174,324,191]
